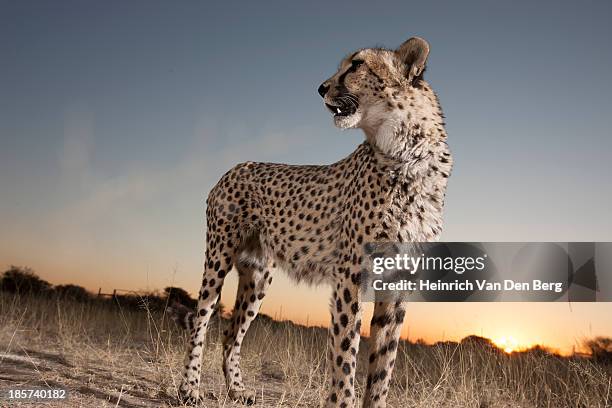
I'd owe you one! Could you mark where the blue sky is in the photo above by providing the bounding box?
[1,1,611,350]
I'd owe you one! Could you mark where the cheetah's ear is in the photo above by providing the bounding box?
[396,37,430,84]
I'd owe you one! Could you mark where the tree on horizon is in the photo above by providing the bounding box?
[0,265,51,294]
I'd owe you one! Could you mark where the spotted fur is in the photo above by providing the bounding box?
[173,37,452,407]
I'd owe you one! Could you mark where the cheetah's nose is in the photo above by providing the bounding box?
[318,83,330,97]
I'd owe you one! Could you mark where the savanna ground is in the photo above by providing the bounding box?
[0,293,610,408]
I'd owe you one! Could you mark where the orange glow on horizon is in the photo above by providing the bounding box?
[493,336,521,354]
[1,261,608,358]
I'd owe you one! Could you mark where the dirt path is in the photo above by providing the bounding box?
[1,348,172,407]
[0,343,318,408]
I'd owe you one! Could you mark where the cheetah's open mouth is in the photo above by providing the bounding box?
[325,100,358,117]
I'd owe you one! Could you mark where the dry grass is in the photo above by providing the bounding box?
[0,293,610,407]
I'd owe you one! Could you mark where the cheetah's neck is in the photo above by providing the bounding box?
[356,111,453,241]
[362,87,447,168]
[364,125,449,182]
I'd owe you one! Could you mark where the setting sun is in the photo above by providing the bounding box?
[494,336,520,354]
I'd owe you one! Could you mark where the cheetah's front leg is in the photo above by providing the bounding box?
[325,274,362,408]
[362,301,406,408]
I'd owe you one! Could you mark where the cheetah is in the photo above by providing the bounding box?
[172,36,453,407]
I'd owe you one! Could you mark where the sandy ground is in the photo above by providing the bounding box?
[0,337,318,407]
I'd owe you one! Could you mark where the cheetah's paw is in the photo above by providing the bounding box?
[179,388,218,405]
[229,389,256,405]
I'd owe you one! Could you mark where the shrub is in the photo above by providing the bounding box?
[0,266,51,295]
[54,284,92,302]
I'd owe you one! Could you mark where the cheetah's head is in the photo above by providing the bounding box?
[318,37,431,131]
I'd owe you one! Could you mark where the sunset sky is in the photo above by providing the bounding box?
[1,1,611,354]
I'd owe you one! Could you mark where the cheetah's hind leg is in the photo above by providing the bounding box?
[172,230,235,404]
[222,243,273,405]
